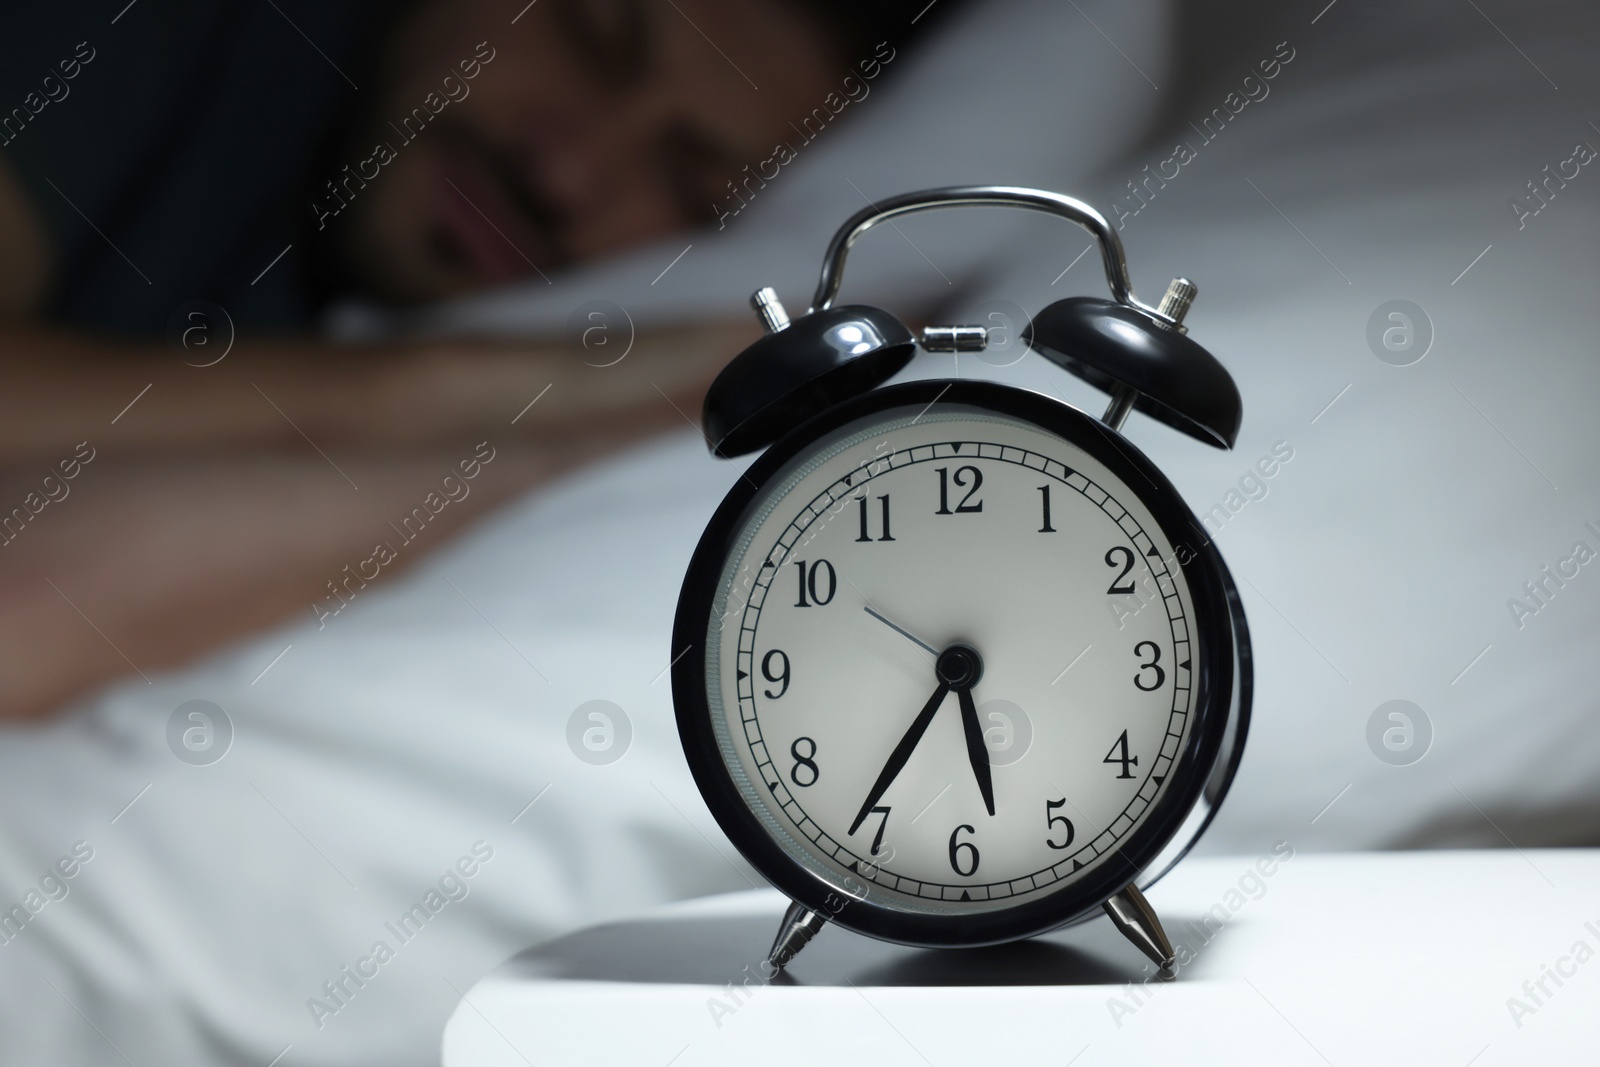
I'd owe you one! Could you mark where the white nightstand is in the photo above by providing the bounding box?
[444,851,1600,1066]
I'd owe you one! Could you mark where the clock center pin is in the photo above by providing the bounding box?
[934,643,984,690]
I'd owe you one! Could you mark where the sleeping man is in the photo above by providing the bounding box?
[3,0,1599,1065]
[0,0,978,1061]
[0,0,949,720]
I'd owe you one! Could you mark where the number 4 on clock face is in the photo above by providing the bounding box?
[1104,730,1138,779]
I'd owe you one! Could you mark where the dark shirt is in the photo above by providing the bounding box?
[0,0,388,336]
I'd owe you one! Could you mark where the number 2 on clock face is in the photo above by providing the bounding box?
[712,408,1197,913]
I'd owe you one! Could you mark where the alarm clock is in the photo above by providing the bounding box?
[670,186,1250,980]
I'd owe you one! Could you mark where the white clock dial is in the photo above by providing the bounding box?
[706,406,1199,914]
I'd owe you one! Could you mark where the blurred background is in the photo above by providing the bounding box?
[0,0,1595,1063]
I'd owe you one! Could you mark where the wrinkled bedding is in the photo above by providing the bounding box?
[4,1,1598,1063]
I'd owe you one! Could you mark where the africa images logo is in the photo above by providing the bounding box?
[306,841,494,1030]
[310,42,498,231]
[711,41,896,230]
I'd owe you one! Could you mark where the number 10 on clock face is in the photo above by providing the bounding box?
[686,393,1212,939]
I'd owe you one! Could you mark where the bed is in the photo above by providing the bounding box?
[3,0,1597,1063]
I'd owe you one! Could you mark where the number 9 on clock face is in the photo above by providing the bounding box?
[672,381,1238,947]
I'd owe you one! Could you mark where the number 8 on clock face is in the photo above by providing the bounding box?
[673,379,1245,948]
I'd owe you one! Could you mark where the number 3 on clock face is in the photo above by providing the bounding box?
[673,381,1236,948]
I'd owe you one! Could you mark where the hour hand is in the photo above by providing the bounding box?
[957,687,996,816]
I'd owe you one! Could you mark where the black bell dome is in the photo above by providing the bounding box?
[1024,297,1242,449]
[703,305,915,457]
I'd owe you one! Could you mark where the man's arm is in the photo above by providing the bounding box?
[0,431,678,721]
[0,153,758,718]
[0,320,755,460]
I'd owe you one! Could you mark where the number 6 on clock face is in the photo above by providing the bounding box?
[674,380,1241,948]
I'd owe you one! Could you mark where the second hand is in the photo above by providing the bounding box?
[863,604,939,658]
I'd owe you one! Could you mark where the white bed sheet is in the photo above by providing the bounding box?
[4,1,1599,1064]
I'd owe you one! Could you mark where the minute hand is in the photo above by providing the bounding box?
[847,681,951,836]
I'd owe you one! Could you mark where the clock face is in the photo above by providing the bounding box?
[682,385,1222,939]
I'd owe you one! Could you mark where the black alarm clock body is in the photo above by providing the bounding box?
[670,187,1251,976]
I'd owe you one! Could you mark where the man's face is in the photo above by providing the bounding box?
[341,0,842,302]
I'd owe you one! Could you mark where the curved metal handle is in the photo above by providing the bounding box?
[809,185,1167,321]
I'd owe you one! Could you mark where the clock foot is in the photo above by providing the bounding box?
[1103,883,1178,980]
[766,900,827,972]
